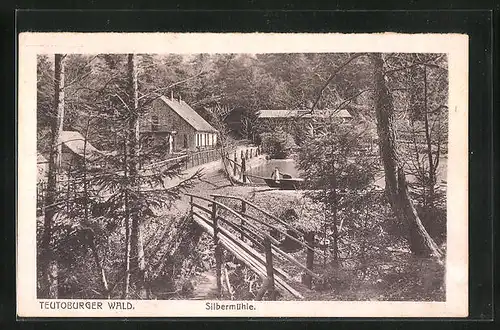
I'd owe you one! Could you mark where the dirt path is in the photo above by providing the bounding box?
[190,269,219,300]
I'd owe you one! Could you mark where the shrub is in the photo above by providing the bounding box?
[260,127,297,159]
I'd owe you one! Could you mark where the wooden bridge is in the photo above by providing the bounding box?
[187,193,324,300]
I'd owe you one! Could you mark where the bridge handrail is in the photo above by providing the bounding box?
[191,208,304,299]
[192,210,293,282]
[188,192,321,266]
[186,193,275,242]
[210,194,325,257]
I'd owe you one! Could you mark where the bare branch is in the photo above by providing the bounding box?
[309,53,366,114]
[62,55,100,90]
[137,70,206,102]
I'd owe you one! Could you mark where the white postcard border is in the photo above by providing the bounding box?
[17,32,469,318]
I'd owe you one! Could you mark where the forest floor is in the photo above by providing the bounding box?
[165,169,445,302]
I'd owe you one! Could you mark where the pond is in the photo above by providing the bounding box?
[247,158,302,184]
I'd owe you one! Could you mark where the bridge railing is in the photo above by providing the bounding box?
[187,193,282,299]
[186,192,321,299]
[210,194,323,289]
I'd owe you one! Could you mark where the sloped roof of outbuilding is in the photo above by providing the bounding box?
[58,131,103,161]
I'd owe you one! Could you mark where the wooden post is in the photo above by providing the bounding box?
[245,149,249,160]
[241,158,247,183]
[302,231,315,289]
[240,150,244,162]
[264,236,276,300]
[241,200,247,213]
[189,195,194,215]
[250,149,253,158]
[212,201,222,297]
[233,152,238,176]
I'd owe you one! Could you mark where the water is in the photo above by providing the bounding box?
[247,159,302,184]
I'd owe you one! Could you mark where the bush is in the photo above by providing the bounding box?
[260,127,297,159]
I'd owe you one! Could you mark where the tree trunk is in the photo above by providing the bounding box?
[370,53,442,260]
[303,231,315,289]
[82,118,110,298]
[40,53,66,298]
[90,238,110,298]
[423,65,435,207]
[331,159,339,261]
[122,135,131,299]
[127,54,147,298]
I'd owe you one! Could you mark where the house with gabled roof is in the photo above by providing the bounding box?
[140,95,219,152]
[58,130,105,169]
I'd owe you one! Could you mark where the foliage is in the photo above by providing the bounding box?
[384,53,448,245]
[35,51,450,300]
[297,120,378,204]
[296,119,379,260]
[37,54,203,299]
[260,127,297,159]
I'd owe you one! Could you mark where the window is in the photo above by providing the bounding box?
[151,115,159,131]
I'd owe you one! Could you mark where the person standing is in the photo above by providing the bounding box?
[167,133,174,154]
[271,167,281,183]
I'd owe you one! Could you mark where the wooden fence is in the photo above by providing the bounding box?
[144,146,235,172]
[187,192,321,300]
[36,146,262,215]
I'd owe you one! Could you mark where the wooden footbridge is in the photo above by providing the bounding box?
[186,193,324,300]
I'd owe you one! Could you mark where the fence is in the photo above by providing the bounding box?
[226,146,262,183]
[187,192,321,300]
[144,146,236,172]
[36,145,263,216]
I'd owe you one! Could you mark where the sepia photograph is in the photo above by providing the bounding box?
[18,33,468,317]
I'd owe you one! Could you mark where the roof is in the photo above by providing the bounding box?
[258,110,312,118]
[37,154,48,164]
[58,131,103,161]
[258,109,352,119]
[336,109,353,118]
[159,96,218,133]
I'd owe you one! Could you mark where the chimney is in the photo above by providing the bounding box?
[170,90,174,101]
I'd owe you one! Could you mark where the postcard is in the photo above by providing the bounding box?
[17,32,468,317]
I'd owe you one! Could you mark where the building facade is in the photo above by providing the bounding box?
[140,96,218,152]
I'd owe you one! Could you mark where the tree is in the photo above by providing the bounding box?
[205,103,237,185]
[260,127,297,159]
[36,53,204,299]
[297,119,378,260]
[402,57,448,209]
[40,53,66,298]
[370,53,443,260]
[126,54,147,298]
